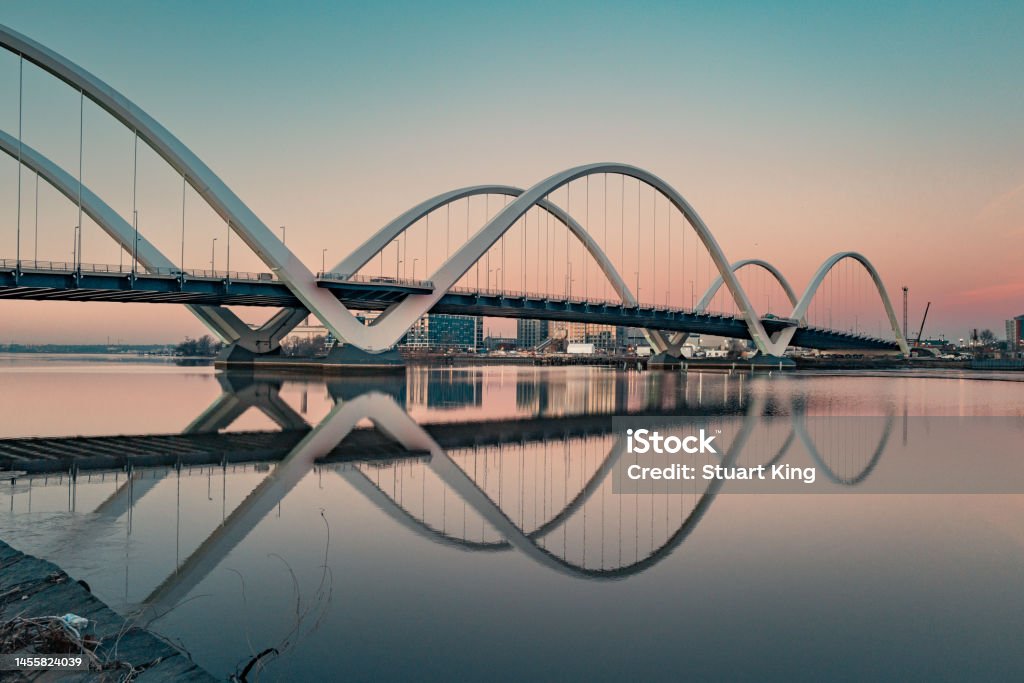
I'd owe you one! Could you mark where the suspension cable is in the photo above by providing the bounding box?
[180,175,186,274]
[584,175,589,300]
[603,173,608,300]
[33,171,38,262]
[16,55,23,266]
[131,130,138,273]
[636,178,641,303]
[76,89,84,269]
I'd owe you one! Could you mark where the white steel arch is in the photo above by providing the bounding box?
[659,258,801,354]
[339,184,639,308]
[365,163,779,355]
[0,23,352,347]
[335,183,686,352]
[0,128,305,352]
[697,258,799,314]
[782,252,909,355]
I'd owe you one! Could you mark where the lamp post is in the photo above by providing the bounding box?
[412,258,419,281]
[689,280,695,310]
[321,248,328,276]
[278,225,286,245]
[211,237,217,272]
[132,210,139,274]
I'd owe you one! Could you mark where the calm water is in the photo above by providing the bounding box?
[1,354,1023,681]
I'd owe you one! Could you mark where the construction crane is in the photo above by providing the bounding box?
[915,302,931,345]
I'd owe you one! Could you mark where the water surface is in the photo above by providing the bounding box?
[0,355,1022,681]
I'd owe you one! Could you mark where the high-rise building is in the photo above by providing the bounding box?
[1007,315,1024,351]
[621,327,649,348]
[528,321,618,351]
[517,319,549,349]
[563,322,617,350]
[401,314,482,351]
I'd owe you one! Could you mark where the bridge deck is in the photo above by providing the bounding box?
[0,264,898,351]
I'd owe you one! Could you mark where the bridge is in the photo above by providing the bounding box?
[0,24,910,360]
[0,260,896,352]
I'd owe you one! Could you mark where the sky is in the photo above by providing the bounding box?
[1,0,1022,344]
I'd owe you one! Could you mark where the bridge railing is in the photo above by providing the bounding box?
[444,284,750,317]
[0,259,276,282]
[799,323,890,343]
[317,272,435,288]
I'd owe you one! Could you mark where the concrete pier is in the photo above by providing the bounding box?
[214,343,406,374]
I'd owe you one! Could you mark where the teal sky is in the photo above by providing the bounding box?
[1,1,1023,342]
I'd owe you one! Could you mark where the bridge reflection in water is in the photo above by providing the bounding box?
[0,368,897,616]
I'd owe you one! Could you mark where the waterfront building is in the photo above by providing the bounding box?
[546,321,618,350]
[517,319,550,349]
[401,314,483,351]
[1007,315,1024,353]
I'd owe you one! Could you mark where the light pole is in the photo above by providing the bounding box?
[210,237,217,272]
[496,267,502,291]
[321,248,328,275]
[412,258,419,281]
[132,210,139,274]
[72,225,80,270]
[689,280,695,310]
[278,225,286,245]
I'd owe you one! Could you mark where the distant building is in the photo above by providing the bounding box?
[484,336,518,351]
[401,314,482,351]
[517,319,549,349]
[283,316,327,343]
[620,327,649,349]
[548,321,617,351]
[1007,315,1024,352]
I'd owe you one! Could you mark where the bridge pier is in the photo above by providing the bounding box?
[214,342,406,374]
[647,350,684,369]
